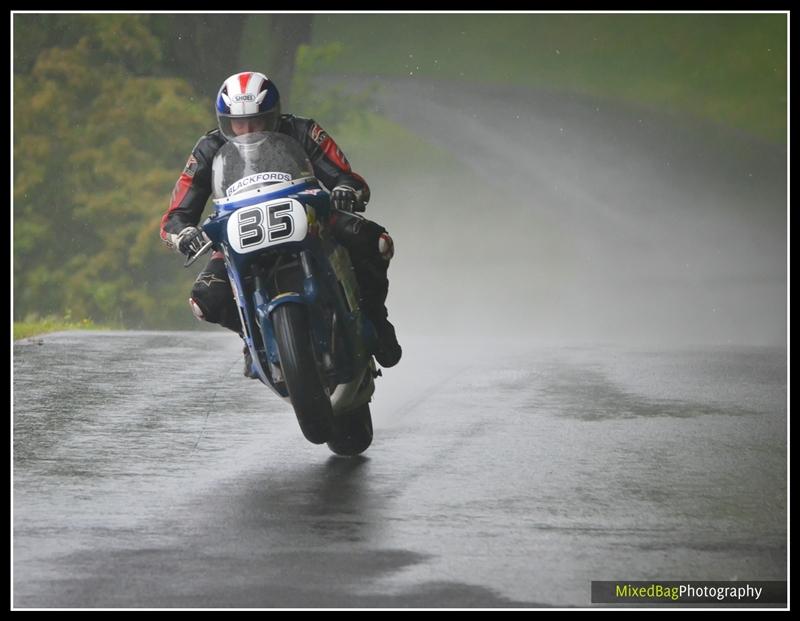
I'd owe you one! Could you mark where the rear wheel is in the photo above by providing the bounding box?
[273,303,333,444]
[327,403,374,456]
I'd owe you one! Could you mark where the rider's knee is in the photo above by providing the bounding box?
[189,284,226,325]
[330,211,393,262]
[189,297,207,321]
[378,232,394,261]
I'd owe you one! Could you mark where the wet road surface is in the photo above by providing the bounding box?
[13,332,786,607]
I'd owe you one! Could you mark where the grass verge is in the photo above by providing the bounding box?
[14,316,115,340]
[311,13,787,143]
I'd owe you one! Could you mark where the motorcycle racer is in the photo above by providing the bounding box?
[160,71,402,372]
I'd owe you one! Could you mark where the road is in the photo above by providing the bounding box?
[13,332,786,607]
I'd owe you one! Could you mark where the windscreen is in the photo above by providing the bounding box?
[211,131,314,199]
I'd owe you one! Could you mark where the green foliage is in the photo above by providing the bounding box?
[290,42,375,132]
[14,15,214,327]
[311,13,787,143]
[13,312,115,340]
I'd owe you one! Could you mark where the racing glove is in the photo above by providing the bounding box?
[175,226,208,257]
[331,185,359,212]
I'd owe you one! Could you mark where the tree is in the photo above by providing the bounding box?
[149,14,248,98]
[13,13,345,328]
[266,14,313,105]
[14,14,213,326]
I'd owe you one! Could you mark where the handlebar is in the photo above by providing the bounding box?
[183,238,213,267]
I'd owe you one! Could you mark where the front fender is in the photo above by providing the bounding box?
[265,292,307,316]
[253,291,306,367]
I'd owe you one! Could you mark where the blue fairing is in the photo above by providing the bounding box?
[215,179,323,214]
[200,177,369,400]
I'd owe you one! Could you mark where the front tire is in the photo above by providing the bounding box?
[327,403,373,456]
[273,303,333,444]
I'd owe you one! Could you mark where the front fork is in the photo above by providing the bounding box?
[252,251,329,383]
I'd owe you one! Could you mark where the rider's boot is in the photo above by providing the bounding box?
[363,301,402,368]
[356,257,402,368]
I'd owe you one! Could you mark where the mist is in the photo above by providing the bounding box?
[352,78,786,348]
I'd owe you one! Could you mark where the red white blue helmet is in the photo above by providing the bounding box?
[216,71,281,139]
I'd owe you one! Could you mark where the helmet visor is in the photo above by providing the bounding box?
[218,108,281,140]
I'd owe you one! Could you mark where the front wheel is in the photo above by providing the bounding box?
[273,303,333,444]
[327,403,374,456]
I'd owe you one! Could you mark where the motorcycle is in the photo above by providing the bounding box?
[185,131,379,456]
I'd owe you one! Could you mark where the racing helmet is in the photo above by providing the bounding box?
[216,71,281,140]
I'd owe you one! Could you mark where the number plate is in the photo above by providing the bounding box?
[226,198,308,254]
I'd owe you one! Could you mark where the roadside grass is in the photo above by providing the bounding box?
[13,315,117,340]
[331,112,462,177]
[311,13,787,143]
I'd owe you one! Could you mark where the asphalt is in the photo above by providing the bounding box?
[13,332,786,607]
